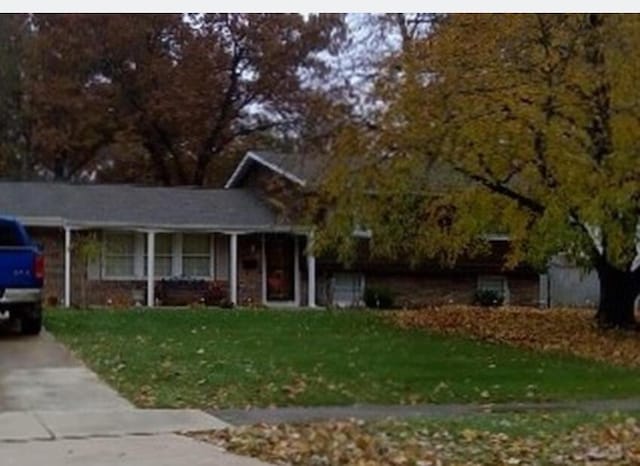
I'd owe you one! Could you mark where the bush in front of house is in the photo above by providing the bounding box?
[204,281,229,306]
[474,289,505,307]
[364,286,395,309]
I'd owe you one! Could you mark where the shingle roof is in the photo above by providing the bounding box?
[225,150,324,188]
[0,182,288,231]
[253,150,324,184]
[225,150,466,194]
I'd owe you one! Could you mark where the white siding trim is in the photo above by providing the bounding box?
[146,231,155,307]
[64,227,71,308]
[224,151,306,188]
[229,233,238,304]
[307,233,317,308]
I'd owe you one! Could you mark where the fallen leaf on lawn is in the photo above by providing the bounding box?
[190,415,640,466]
[389,306,640,368]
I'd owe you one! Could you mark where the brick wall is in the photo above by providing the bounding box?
[508,276,541,307]
[363,272,540,308]
[237,234,263,306]
[29,227,64,306]
[29,226,538,309]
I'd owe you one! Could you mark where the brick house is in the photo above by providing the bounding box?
[0,150,541,308]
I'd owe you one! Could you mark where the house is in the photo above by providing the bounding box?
[0,150,543,309]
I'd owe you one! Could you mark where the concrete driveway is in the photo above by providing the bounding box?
[0,331,132,411]
[0,329,270,466]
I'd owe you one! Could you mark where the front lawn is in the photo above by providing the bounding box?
[46,309,640,409]
[392,306,640,368]
[197,411,640,465]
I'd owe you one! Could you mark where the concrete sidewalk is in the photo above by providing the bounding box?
[0,409,271,465]
[0,434,270,466]
[212,398,640,426]
[0,409,228,441]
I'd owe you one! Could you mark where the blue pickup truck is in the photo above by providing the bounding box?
[0,217,44,335]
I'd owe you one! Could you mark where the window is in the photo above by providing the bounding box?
[477,275,509,303]
[102,232,215,280]
[103,232,136,278]
[144,233,173,277]
[183,234,211,277]
[332,273,365,307]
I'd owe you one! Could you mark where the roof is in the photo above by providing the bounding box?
[225,150,324,188]
[0,182,292,232]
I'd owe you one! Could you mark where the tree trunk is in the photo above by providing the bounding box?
[595,262,639,329]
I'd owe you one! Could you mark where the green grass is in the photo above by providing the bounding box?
[368,411,640,464]
[45,309,640,409]
[399,409,640,438]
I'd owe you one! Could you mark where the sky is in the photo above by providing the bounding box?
[3,1,640,13]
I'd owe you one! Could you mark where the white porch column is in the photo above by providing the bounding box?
[64,226,71,308]
[230,233,238,305]
[146,231,155,307]
[307,232,316,308]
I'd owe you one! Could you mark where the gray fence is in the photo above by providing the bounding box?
[547,259,599,308]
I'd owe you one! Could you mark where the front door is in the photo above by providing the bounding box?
[265,234,295,302]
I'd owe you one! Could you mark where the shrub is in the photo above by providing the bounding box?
[474,289,505,307]
[364,286,395,309]
[204,281,228,306]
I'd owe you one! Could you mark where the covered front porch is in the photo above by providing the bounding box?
[61,227,317,309]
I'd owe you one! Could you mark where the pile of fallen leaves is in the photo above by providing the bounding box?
[193,416,640,465]
[389,307,640,368]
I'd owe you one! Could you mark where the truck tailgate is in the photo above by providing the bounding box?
[0,249,38,289]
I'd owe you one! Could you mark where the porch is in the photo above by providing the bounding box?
[58,228,317,309]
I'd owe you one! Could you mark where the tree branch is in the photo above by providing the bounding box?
[452,165,545,214]
[192,37,245,185]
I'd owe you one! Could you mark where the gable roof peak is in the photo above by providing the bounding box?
[225,150,323,189]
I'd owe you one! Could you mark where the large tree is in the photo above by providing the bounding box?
[316,14,640,329]
[0,14,31,177]
[23,14,344,185]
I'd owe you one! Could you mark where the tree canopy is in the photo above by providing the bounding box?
[4,13,345,185]
[315,14,640,328]
[0,14,30,176]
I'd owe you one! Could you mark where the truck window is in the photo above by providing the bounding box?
[0,222,22,247]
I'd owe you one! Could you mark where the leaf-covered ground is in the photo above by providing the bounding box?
[46,309,640,409]
[193,412,640,465]
[390,307,640,368]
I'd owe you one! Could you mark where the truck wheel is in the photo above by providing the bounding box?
[21,306,42,335]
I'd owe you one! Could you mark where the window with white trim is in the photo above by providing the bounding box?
[103,232,136,278]
[332,273,365,307]
[477,275,510,303]
[182,234,211,277]
[144,233,173,278]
